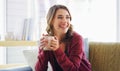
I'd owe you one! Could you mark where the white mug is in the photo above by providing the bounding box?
[42,36,54,51]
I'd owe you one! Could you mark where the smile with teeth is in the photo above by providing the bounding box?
[59,24,68,29]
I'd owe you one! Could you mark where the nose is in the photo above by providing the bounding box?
[62,17,67,23]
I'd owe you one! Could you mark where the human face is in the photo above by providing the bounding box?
[52,9,71,35]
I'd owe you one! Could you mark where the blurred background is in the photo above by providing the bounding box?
[0,0,119,65]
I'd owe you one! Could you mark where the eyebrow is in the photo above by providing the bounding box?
[57,15,63,17]
[57,15,70,17]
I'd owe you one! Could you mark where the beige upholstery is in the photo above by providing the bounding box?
[89,42,120,71]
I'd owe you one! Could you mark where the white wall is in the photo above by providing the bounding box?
[6,0,28,40]
[6,0,28,64]
[117,0,120,42]
[45,0,117,42]
[68,0,117,42]
[5,0,38,64]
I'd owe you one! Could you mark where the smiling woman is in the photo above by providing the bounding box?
[35,4,92,71]
[0,0,118,70]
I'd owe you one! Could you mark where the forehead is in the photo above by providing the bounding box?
[55,9,70,16]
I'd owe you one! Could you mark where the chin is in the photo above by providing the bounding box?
[59,28,69,34]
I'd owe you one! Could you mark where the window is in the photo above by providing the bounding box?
[0,0,6,64]
[68,0,117,42]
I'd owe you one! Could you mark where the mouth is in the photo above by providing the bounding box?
[59,23,68,29]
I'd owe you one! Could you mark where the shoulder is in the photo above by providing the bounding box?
[72,31,83,41]
[68,31,83,45]
[68,31,84,50]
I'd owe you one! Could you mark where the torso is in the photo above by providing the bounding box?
[59,42,66,52]
[53,42,67,71]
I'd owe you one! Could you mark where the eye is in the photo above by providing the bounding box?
[57,16,63,19]
[66,16,71,19]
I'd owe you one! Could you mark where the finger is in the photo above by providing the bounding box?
[40,38,48,44]
[50,44,56,48]
[39,43,45,47]
[48,46,54,50]
[49,46,58,51]
[39,46,43,50]
[39,45,44,50]
[43,34,49,36]
[50,42,57,47]
[42,34,45,36]
[40,39,44,43]
[50,40,55,44]
[54,36,58,40]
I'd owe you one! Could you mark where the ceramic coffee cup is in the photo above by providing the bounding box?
[43,36,54,51]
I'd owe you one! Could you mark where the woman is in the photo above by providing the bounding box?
[35,5,91,71]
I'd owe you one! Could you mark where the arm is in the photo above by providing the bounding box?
[35,49,49,71]
[54,35,84,71]
[35,36,51,71]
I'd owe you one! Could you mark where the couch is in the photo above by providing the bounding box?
[23,41,120,71]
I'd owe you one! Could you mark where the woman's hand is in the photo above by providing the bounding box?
[39,34,60,51]
[39,36,48,50]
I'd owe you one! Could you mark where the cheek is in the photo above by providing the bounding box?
[67,23,70,28]
[52,24,58,30]
[52,20,58,27]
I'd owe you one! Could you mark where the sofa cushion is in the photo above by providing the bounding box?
[23,49,52,71]
[89,42,120,71]
[83,38,89,59]
[23,49,38,71]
